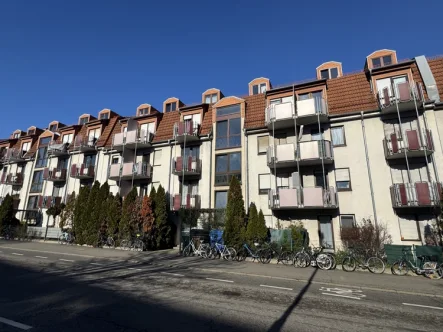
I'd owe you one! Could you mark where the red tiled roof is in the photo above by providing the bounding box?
[69,125,87,151]
[327,72,378,115]
[244,93,267,129]
[103,118,122,148]
[200,107,213,135]
[97,116,120,148]
[153,112,178,142]
[24,139,39,158]
[428,57,443,100]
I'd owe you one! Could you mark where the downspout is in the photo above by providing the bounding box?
[93,147,100,183]
[244,129,249,208]
[208,135,213,209]
[167,139,173,198]
[23,156,37,223]
[422,113,440,183]
[63,152,73,203]
[361,111,378,227]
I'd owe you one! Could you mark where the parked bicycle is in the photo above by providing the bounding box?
[58,229,75,245]
[259,242,293,265]
[209,241,236,261]
[97,232,115,248]
[182,238,210,258]
[1,225,16,240]
[293,246,333,270]
[236,243,263,262]
[342,247,385,274]
[120,233,145,251]
[391,247,443,279]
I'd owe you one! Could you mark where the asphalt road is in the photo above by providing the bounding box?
[0,240,442,331]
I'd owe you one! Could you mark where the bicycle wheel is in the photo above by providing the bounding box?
[107,237,115,248]
[120,239,131,251]
[279,251,293,265]
[423,262,442,279]
[200,245,208,259]
[208,247,218,260]
[327,254,337,270]
[341,256,356,272]
[367,257,385,274]
[236,247,248,262]
[133,239,144,251]
[316,253,332,270]
[293,252,309,268]
[182,245,191,257]
[260,249,272,264]
[227,248,236,261]
[58,234,65,244]
[391,260,409,276]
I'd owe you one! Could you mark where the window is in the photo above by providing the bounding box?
[84,154,96,168]
[140,122,156,135]
[276,174,290,189]
[273,133,287,145]
[331,126,345,146]
[13,133,20,139]
[62,133,73,144]
[372,57,381,68]
[215,191,228,209]
[79,117,89,125]
[383,55,392,66]
[49,124,58,132]
[314,170,327,189]
[217,104,241,117]
[216,118,241,149]
[153,150,162,166]
[398,215,420,241]
[252,83,267,95]
[28,129,35,135]
[340,215,355,228]
[100,112,109,120]
[270,96,293,105]
[27,196,39,209]
[298,90,322,101]
[53,185,62,197]
[183,146,200,159]
[215,152,241,186]
[335,168,351,191]
[166,102,177,112]
[39,137,51,146]
[257,136,269,154]
[319,216,334,249]
[57,158,68,170]
[310,128,324,141]
[372,55,392,68]
[21,142,31,153]
[320,68,339,80]
[35,146,48,168]
[205,93,218,104]
[258,174,271,194]
[139,108,149,116]
[111,156,120,164]
[30,171,44,193]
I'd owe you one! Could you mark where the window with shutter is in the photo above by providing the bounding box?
[398,215,420,241]
[258,174,271,194]
[340,215,355,228]
[335,168,351,191]
[257,136,269,154]
[153,150,162,166]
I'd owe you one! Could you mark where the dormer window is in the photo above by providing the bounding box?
[28,129,35,135]
[139,108,149,116]
[252,83,267,95]
[79,117,89,125]
[49,124,57,132]
[100,112,109,120]
[166,102,177,112]
[204,93,218,104]
[320,67,339,80]
[13,133,20,139]
[372,55,392,68]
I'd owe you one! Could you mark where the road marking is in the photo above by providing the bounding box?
[11,253,23,256]
[35,256,48,259]
[59,259,74,262]
[322,293,362,300]
[260,284,293,291]
[128,268,142,271]
[402,303,443,310]
[0,246,94,258]
[161,272,184,277]
[0,316,32,330]
[90,262,103,266]
[319,287,366,299]
[206,278,234,283]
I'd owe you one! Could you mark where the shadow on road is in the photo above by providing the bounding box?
[268,268,318,332]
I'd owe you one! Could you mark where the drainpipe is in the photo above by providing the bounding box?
[63,152,73,203]
[360,111,378,227]
[422,113,440,184]
[93,147,100,183]
[167,139,173,197]
[23,157,37,224]
[208,135,213,209]
[244,129,249,208]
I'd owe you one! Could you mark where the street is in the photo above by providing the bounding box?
[0,240,442,331]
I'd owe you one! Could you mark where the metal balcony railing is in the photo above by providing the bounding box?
[378,81,424,113]
[2,148,28,163]
[390,182,441,208]
[108,162,151,181]
[172,156,201,175]
[43,168,67,182]
[112,129,155,151]
[70,164,95,179]
[173,121,200,142]
[73,135,97,152]
[38,196,62,209]
[268,187,338,209]
[1,173,23,186]
[48,141,70,156]
[171,194,201,211]
[383,129,434,159]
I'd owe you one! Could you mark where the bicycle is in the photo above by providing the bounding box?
[341,247,385,274]
[97,232,115,248]
[391,247,443,279]
[120,233,145,251]
[1,225,16,240]
[236,243,263,262]
[58,230,75,245]
[293,246,333,270]
[210,241,236,261]
[259,242,293,265]
[182,238,210,258]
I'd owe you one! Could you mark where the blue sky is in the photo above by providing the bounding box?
[1,0,442,136]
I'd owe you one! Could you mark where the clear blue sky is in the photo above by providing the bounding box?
[1,0,442,136]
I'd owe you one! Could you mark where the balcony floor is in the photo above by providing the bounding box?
[381,101,423,114]
[266,118,295,131]
[48,151,69,157]
[296,114,328,126]
[298,158,334,167]
[172,170,201,177]
[386,150,433,160]
[72,175,94,180]
[268,160,298,169]
[270,205,338,210]
[175,135,199,144]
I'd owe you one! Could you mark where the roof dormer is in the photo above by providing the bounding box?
[202,88,224,104]
[48,121,59,132]
[163,97,184,113]
[27,126,36,136]
[316,61,343,80]
[136,103,159,117]
[98,108,111,120]
[78,114,91,125]
[249,77,271,96]
[366,49,397,70]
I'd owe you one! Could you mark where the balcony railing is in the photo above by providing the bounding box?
[268,187,338,210]
[173,121,200,143]
[30,182,44,193]
[298,140,333,165]
[43,167,67,182]
[378,81,424,114]
[295,98,328,125]
[108,162,151,181]
[171,194,201,211]
[38,196,62,209]
[48,141,70,156]
[112,129,155,151]
[390,182,441,208]
[383,129,434,160]
[1,173,23,186]
[172,156,202,176]
[215,173,241,186]
[70,164,95,180]
[267,143,297,168]
[73,135,97,152]
[265,102,295,129]
[2,148,28,163]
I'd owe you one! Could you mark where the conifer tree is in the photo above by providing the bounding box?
[59,192,76,229]
[85,181,101,245]
[223,176,245,246]
[155,185,171,248]
[245,202,259,243]
[73,186,90,244]
[120,187,137,240]
[107,193,121,238]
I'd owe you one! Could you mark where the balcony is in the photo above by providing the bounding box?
[268,187,338,210]
[383,129,434,160]
[378,81,424,114]
[173,121,200,144]
[390,182,441,208]
[108,162,151,181]
[47,141,70,157]
[112,130,154,152]
[1,173,23,186]
[265,102,295,130]
[73,136,97,153]
[38,196,62,209]
[295,98,328,125]
[172,156,201,177]
[267,143,297,168]
[43,167,67,183]
[298,140,333,166]
[171,194,201,211]
[70,164,95,180]
[2,148,28,163]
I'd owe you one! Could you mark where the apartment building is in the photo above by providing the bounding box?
[1,49,443,249]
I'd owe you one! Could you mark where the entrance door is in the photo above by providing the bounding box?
[319,216,334,250]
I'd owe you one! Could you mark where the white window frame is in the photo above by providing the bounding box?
[153,150,162,166]
[62,133,73,144]
[331,126,346,147]
[335,168,351,191]
[257,135,269,154]
[258,174,271,195]
[340,215,355,228]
